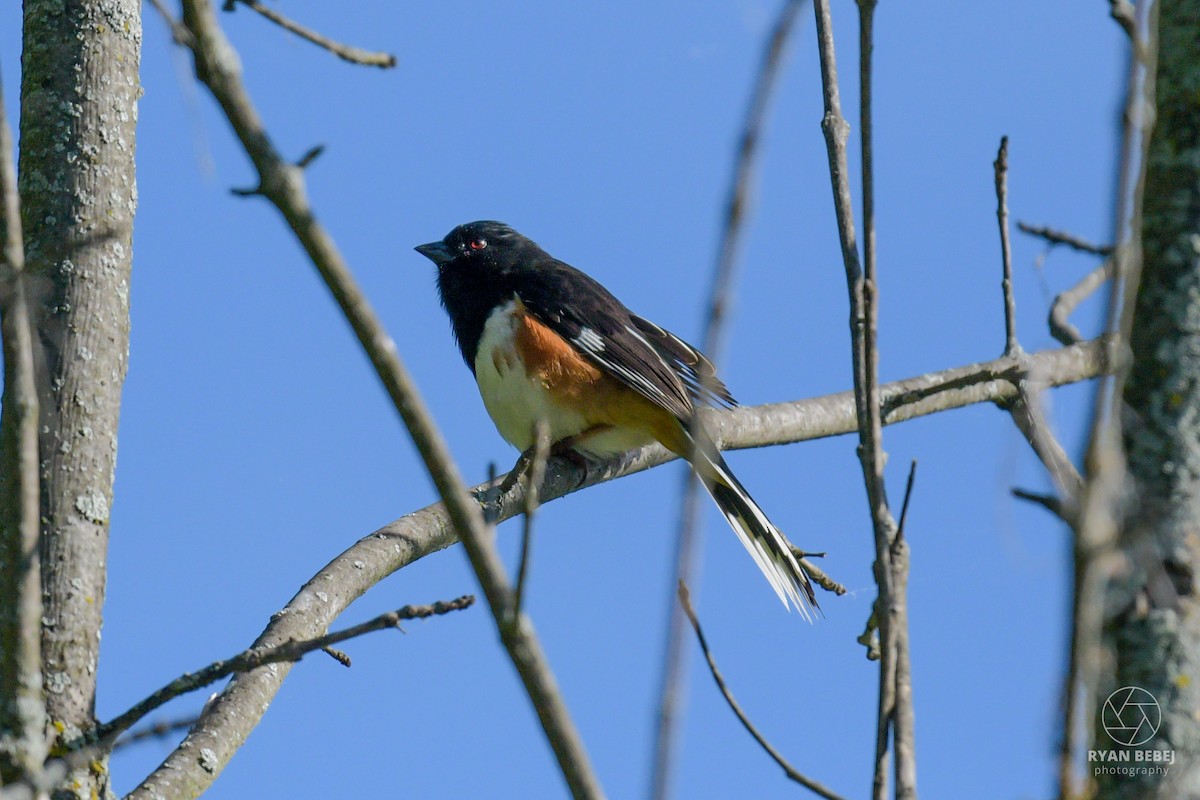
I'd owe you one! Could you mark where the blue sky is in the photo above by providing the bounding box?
[2,1,1123,797]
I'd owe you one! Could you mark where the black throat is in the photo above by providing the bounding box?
[436,263,513,373]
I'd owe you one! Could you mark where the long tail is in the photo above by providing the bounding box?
[691,444,818,619]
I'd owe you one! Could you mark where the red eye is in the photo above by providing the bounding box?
[469,238,487,250]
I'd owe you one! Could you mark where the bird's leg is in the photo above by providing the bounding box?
[497,425,610,494]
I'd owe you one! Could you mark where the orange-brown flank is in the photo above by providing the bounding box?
[510,301,689,455]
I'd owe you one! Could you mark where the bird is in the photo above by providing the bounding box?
[415,221,817,616]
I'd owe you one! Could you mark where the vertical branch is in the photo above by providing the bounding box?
[1060,4,1158,797]
[994,137,1020,355]
[814,0,918,796]
[0,71,46,784]
[19,3,141,795]
[650,3,804,797]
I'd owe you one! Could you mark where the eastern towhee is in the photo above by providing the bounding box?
[416,221,816,616]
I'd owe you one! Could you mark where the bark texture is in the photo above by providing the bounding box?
[1104,3,1200,797]
[18,0,141,795]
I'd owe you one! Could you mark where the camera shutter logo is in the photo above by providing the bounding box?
[1102,686,1161,746]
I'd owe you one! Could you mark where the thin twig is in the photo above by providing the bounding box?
[1109,0,1137,41]
[895,461,917,541]
[795,553,848,596]
[890,540,916,800]
[95,596,474,742]
[995,136,1020,356]
[651,3,805,797]
[1007,384,1084,507]
[1017,222,1114,257]
[164,4,603,798]
[514,420,550,617]
[112,715,203,752]
[147,0,195,46]
[1050,260,1113,346]
[224,0,396,68]
[1,599,473,800]
[678,583,847,800]
[321,646,352,667]
[1012,488,1067,521]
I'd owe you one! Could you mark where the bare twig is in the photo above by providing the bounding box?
[159,4,604,798]
[321,646,352,667]
[514,420,550,617]
[895,461,917,541]
[678,583,847,800]
[890,539,916,798]
[652,3,805,796]
[1,599,472,800]
[0,66,46,783]
[1007,384,1084,507]
[1017,222,1114,257]
[794,551,848,596]
[1109,0,1137,41]
[995,136,1020,356]
[1012,488,1067,520]
[130,335,1110,800]
[224,0,396,68]
[148,0,195,46]
[96,596,474,742]
[113,715,203,752]
[1050,260,1113,346]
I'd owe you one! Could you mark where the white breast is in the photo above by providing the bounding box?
[474,300,590,452]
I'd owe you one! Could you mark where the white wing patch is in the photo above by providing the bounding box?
[573,326,605,353]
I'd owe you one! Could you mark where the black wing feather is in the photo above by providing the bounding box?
[628,315,736,408]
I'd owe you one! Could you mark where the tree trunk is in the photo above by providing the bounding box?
[1102,3,1200,798]
[17,0,141,795]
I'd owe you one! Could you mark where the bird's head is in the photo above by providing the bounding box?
[414,221,539,275]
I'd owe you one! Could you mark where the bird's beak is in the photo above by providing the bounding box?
[415,240,455,266]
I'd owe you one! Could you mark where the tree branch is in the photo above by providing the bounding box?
[652,3,805,796]
[0,65,46,785]
[814,0,917,796]
[1061,0,1157,793]
[18,3,140,795]
[678,583,847,800]
[147,4,604,798]
[95,596,474,743]
[995,136,1020,356]
[1016,222,1114,257]
[1050,260,1112,346]
[223,0,396,68]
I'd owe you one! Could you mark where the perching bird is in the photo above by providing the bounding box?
[416,221,816,616]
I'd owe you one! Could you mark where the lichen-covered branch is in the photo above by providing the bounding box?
[17,3,141,797]
[1099,2,1200,797]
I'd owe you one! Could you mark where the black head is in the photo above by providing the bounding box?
[414,221,541,274]
[415,221,549,369]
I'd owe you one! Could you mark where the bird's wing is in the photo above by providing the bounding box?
[515,261,695,421]
[628,314,736,408]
